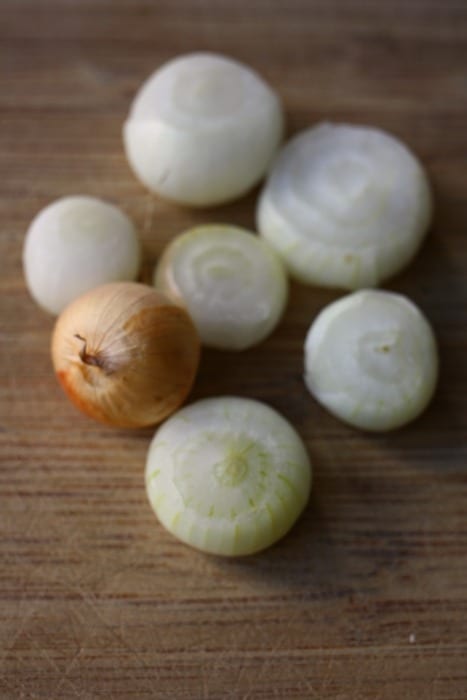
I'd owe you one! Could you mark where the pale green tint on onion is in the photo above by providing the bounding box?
[304,290,438,431]
[145,397,311,556]
[154,224,288,350]
[23,196,141,315]
[257,123,432,289]
[124,53,284,207]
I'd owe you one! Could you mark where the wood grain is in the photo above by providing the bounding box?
[1,1,466,698]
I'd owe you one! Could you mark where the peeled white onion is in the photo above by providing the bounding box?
[154,224,288,350]
[51,282,200,428]
[23,195,141,315]
[304,290,438,431]
[145,396,311,556]
[123,53,284,206]
[257,123,432,289]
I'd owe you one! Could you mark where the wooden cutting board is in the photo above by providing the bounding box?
[1,1,466,697]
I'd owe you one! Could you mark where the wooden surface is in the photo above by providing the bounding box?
[1,1,467,698]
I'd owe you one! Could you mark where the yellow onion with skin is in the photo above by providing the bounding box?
[51,282,200,428]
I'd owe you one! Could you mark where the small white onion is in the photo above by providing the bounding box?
[123,53,284,206]
[257,123,432,289]
[304,290,438,431]
[23,195,141,315]
[154,224,288,350]
[145,396,311,556]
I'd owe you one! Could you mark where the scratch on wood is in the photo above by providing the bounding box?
[72,585,158,694]
[32,638,84,699]
[50,644,85,699]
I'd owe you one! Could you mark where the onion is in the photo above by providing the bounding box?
[145,397,311,556]
[303,290,438,431]
[257,123,432,289]
[51,282,200,428]
[154,224,288,350]
[23,195,141,315]
[123,52,284,206]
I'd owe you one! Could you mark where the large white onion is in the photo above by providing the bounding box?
[257,123,432,289]
[145,397,311,556]
[124,53,284,206]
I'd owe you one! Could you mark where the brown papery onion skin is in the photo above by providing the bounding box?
[51,282,200,428]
